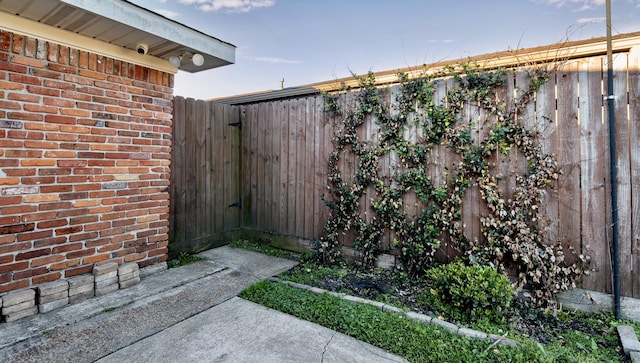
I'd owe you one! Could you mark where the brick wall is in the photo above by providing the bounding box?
[0,30,173,294]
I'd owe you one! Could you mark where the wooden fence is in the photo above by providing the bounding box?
[172,50,640,298]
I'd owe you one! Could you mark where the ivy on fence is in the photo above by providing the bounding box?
[315,63,589,306]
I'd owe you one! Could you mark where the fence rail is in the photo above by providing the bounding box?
[172,50,640,298]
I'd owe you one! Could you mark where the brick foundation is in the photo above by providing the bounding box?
[0,30,173,295]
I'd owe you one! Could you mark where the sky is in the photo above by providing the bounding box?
[128,0,640,100]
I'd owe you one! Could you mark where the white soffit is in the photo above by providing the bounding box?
[0,0,235,73]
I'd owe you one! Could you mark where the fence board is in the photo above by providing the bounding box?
[212,103,225,233]
[536,69,559,245]
[612,53,633,297]
[579,57,610,293]
[557,61,582,264]
[304,97,316,238]
[279,102,290,234]
[171,96,186,245]
[630,53,640,297]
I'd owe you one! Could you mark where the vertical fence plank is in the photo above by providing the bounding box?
[304,97,316,238]
[270,101,281,234]
[296,98,308,237]
[279,101,290,234]
[212,103,225,234]
[580,57,610,293]
[171,96,186,247]
[262,102,273,232]
[247,104,258,229]
[225,104,241,230]
[287,100,299,235]
[241,106,252,227]
[195,100,207,239]
[184,98,198,241]
[536,69,560,246]
[629,52,640,297]
[612,53,633,297]
[313,95,325,240]
[557,61,582,264]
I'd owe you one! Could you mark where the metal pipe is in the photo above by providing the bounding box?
[605,0,621,320]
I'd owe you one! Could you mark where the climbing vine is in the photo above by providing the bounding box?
[315,63,589,306]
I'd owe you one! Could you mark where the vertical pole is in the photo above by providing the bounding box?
[605,0,621,320]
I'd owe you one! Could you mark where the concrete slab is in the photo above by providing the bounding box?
[97,297,405,363]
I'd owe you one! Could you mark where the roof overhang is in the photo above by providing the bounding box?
[0,0,235,74]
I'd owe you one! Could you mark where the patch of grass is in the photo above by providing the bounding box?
[279,261,347,285]
[103,307,117,313]
[229,239,294,259]
[241,280,628,362]
[167,251,206,268]
[243,281,551,362]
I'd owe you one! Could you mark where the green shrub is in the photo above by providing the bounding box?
[422,262,513,324]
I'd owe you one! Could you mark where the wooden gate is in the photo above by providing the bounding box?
[170,97,241,254]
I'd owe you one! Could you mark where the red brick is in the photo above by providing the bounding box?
[100,227,125,237]
[0,261,29,274]
[112,247,135,257]
[84,222,111,232]
[23,212,59,223]
[112,218,136,227]
[33,73,65,85]
[23,104,58,114]
[67,248,95,259]
[0,254,13,264]
[17,229,52,242]
[63,264,92,277]
[14,266,48,280]
[124,252,145,263]
[45,115,76,124]
[32,271,62,285]
[22,176,56,185]
[0,80,24,91]
[0,62,28,73]
[82,253,110,265]
[0,280,30,294]
[39,201,73,211]
[0,234,16,245]
[0,196,22,205]
[33,236,67,248]
[16,247,51,261]
[0,100,21,109]
[47,63,76,74]
[44,97,74,107]
[52,242,83,254]
[9,73,41,85]
[48,133,78,142]
[98,242,123,253]
[69,231,98,242]
[61,90,91,101]
[26,85,60,97]
[69,215,98,225]
[136,243,157,253]
[44,150,76,158]
[85,237,109,247]
[8,92,41,103]
[3,167,36,177]
[31,254,64,267]
[55,226,83,235]
[8,112,43,121]
[57,176,88,184]
[39,168,72,176]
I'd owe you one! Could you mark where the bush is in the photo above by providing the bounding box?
[421,262,513,324]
